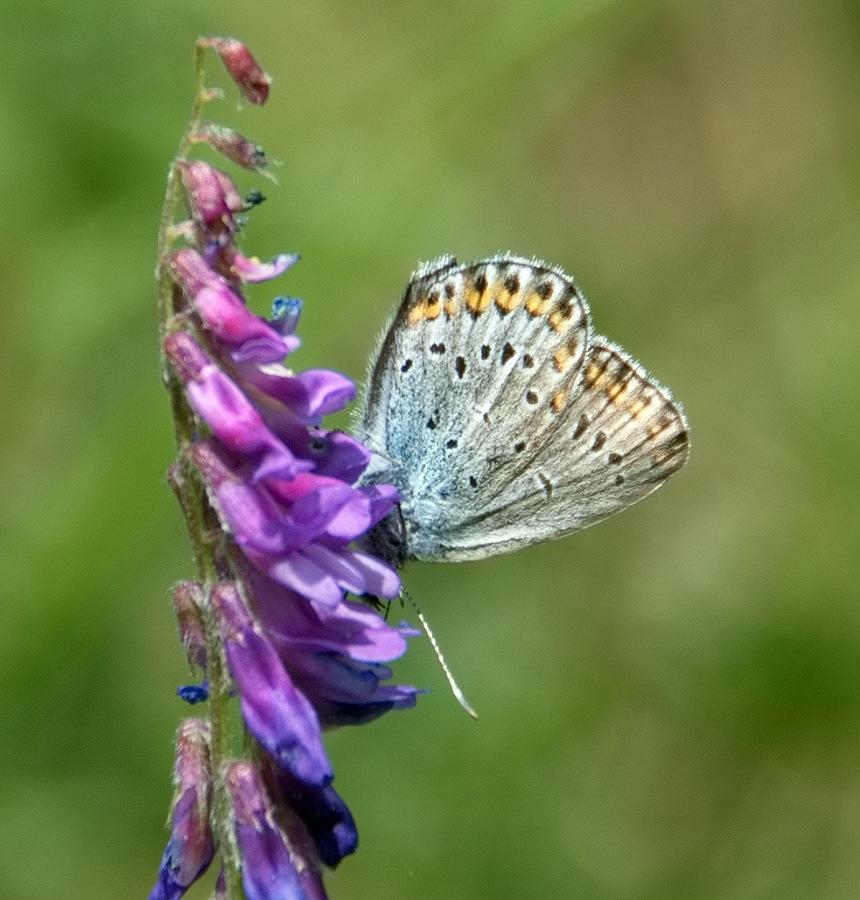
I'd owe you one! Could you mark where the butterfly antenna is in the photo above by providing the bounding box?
[402,589,479,720]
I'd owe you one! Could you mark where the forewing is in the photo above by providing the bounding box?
[357,256,590,534]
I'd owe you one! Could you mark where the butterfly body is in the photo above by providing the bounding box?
[356,255,689,567]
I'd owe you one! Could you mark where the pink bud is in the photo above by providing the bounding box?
[178,161,243,231]
[173,582,207,670]
[193,122,267,170]
[200,37,271,105]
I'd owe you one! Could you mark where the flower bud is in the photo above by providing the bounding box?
[178,161,243,238]
[200,37,271,105]
[193,122,268,170]
[173,581,207,671]
[148,720,214,900]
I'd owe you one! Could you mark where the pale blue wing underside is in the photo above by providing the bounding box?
[357,255,689,563]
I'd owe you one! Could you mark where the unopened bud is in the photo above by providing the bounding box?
[178,161,243,237]
[193,122,267,171]
[148,720,214,900]
[200,37,271,105]
[173,581,207,671]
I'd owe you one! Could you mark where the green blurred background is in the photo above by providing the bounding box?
[2,1,859,898]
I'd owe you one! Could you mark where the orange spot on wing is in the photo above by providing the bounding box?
[525,291,551,316]
[426,292,442,320]
[548,299,576,333]
[464,284,491,314]
[407,302,426,325]
[607,379,629,402]
[628,395,652,418]
[495,288,522,313]
[553,346,570,372]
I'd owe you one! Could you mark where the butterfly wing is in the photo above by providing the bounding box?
[357,256,689,563]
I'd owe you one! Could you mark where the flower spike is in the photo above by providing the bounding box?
[152,36,420,900]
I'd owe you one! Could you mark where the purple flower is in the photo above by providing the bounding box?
[156,55,421,898]
[211,582,333,787]
[224,246,300,283]
[149,721,215,900]
[258,750,357,869]
[169,249,297,362]
[236,364,357,424]
[239,558,421,729]
[165,333,309,481]
[226,762,311,900]
[191,440,400,606]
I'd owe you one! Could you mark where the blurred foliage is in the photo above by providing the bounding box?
[1,1,859,898]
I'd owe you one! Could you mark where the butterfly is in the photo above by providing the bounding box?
[356,255,689,568]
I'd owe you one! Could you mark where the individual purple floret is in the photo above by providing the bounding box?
[226,761,313,900]
[169,249,296,362]
[257,749,358,869]
[211,581,334,787]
